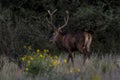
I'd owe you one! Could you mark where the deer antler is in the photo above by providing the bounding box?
[46,9,57,31]
[58,10,69,30]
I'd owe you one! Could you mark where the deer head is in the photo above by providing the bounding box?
[46,9,69,43]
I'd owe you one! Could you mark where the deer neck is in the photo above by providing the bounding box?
[56,33,64,44]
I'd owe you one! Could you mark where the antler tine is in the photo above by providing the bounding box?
[48,10,51,15]
[47,9,57,30]
[52,9,57,14]
[58,10,69,30]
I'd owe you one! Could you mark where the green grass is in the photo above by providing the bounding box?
[0,53,120,80]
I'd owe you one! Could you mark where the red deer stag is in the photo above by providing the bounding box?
[46,9,92,64]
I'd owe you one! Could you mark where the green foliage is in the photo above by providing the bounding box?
[0,0,120,61]
[20,46,64,76]
[28,57,53,76]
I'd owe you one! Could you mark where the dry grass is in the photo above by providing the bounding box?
[0,53,120,80]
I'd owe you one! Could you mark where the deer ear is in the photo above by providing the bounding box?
[58,29,65,35]
[58,29,62,33]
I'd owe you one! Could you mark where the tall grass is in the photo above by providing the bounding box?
[0,53,120,80]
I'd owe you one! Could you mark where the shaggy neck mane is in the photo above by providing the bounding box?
[55,33,64,48]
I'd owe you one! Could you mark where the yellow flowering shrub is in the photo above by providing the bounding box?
[21,47,61,76]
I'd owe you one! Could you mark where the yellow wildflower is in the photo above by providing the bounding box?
[70,68,74,73]
[39,54,45,59]
[27,60,31,66]
[44,49,49,53]
[90,74,101,80]
[28,46,31,50]
[76,68,80,73]
[63,59,67,63]
[36,49,40,53]
[46,49,49,53]
[49,56,53,60]
[52,60,59,66]
[25,67,29,71]
[20,69,22,72]
[30,56,34,60]
[44,49,47,53]
[21,56,26,61]
[21,57,25,61]
[54,55,58,59]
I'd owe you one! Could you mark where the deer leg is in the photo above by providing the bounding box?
[85,34,92,59]
[85,45,91,59]
[67,52,74,65]
[83,47,92,65]
[83,50,87,64]
[77,44,86,64]
[67,54,70,63]
[83,47,89,64]
[87,51,91,59]
[73,52,75,58]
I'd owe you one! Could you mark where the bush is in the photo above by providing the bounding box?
[20,46,61,76]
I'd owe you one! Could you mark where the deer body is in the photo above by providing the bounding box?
[57,32,84,51]
[47,9,92,64]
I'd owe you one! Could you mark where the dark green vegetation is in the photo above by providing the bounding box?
[0,0,120,63]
